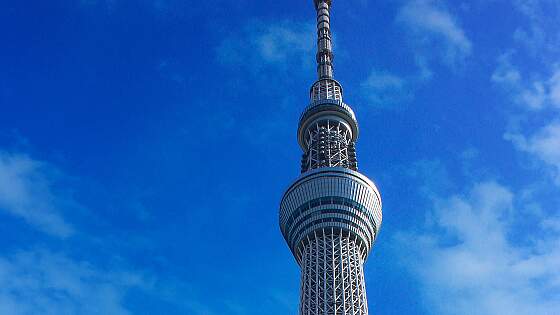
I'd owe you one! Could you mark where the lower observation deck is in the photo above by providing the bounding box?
[279,167,382,264]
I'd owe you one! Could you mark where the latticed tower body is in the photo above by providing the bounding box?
[279,1,382,314]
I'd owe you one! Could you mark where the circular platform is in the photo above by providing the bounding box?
[279,167,382,264]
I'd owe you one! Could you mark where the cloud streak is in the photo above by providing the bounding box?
[0,249,145,315]
[397,0,472,68]
[217,20,315,77]
[506,121,560,184]
[397,181,560,315]
[368,0,472,108]
[492,53,560,110]
[360,69,413,108]
[0,151,74,238]
[512,0,560,57]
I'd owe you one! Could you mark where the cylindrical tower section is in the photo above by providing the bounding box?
[280,168,382,264]
[298,100,359,173]
[280,168,382,315]
[300,230,369,315]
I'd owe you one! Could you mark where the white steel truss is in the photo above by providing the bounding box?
[311,79,342,102]
[299,229,368,315]
[301,119,358,173]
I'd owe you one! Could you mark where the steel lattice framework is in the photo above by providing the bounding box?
[279,1,383,315]
[301,119,357,173]
[300,229,369,315]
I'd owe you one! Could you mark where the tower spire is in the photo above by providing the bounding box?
[315,0,334,79]
[310,0,343,102]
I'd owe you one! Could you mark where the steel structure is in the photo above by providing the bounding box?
[279,1,382,314]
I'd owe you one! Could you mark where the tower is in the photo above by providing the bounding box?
[279,1,383,314]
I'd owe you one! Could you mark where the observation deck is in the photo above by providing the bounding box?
[279,167,382,265]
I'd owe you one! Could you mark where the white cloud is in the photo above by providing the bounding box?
[253,23,314,64]
[492,3,560,186]
[506,121,560,184]
[397,0,472,68]
[0,249,144,315]
[549,69,560,106]
[512,0,560,56]
[492,53,560,110]
[217,20,315,76]
[397,181,560,315]
[0,152,74,238]
[520,81,547,109]
[360,70,412,107]
[491,53,522,86]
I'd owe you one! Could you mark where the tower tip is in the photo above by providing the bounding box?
[314,0,332,8]
[313,0,335,82]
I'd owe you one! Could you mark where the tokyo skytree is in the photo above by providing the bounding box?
[279,1,383,314]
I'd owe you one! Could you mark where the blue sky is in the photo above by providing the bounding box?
[0,0,559,314]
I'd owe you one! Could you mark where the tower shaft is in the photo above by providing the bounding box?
[300,230,368,315]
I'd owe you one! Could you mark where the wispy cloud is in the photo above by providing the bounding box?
[492,53,560,110]
[490,1,560,186]
[491,53,522,86]
[215,20,315,148]
[512,0,560,57]
[0,147,214,314]
[360,69,413,108]
[397,180,560,315]
[0,249,145,315]
[549,69,560,106]
[373,0,471,107]
[0,151,74,238]
[506,121,560,184]
[397,0,472,69]
[217,20,315,77]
